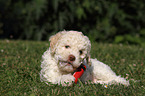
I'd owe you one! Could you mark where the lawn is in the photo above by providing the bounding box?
[0,40,145,96]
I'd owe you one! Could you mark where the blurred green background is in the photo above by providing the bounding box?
[0,0,145,45]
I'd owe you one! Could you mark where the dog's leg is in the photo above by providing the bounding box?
[91,59,129,85]
[40,68,75,86]
[59,74,75,86]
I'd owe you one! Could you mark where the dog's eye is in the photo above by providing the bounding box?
[79,50,83,55]
[65,45,70,49]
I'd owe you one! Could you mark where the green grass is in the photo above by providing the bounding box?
[0,40,145,96]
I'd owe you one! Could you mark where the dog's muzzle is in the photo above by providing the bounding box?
[59,59,84,69]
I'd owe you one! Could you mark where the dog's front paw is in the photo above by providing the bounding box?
[60,75,75,86]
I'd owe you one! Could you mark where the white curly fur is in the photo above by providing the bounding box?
[40,30,129,86]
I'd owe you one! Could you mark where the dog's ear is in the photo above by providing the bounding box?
[49,32,64,55]
[86,54,91,66]
[85,36,91,66]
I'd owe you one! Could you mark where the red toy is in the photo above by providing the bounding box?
[73,64,86,84]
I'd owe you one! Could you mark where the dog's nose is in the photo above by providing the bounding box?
[68,55,76,61]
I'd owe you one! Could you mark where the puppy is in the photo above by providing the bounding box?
[40,31,129,86]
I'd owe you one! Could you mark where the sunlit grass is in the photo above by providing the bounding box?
[0,40,145,95]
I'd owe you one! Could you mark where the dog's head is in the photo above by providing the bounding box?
[49,31,91,73]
